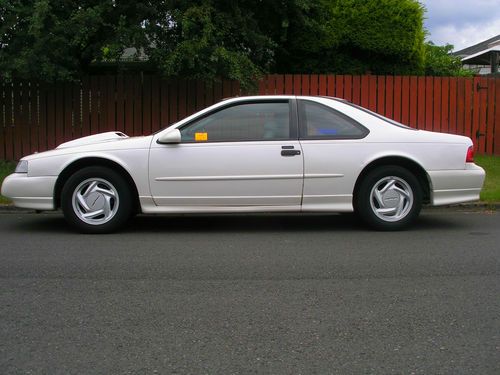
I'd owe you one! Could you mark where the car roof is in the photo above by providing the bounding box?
[222,95,342,100]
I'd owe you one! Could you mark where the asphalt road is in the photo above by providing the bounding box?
[0,209,499,374]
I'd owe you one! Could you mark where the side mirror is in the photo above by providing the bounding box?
[157,129,181,144]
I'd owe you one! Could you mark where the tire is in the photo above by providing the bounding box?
[355,165,422,230]
[61,166,133,233]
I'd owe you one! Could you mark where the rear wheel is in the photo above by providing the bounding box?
[355,166,422,230]
[61,166,133,233]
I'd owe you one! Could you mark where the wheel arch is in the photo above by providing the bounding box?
[353,156,431,206]
[54,157,141,212]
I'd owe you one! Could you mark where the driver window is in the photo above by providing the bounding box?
[180,102,290,142]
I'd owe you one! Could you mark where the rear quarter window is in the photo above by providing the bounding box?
[299,100,369,139]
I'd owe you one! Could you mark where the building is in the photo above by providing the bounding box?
[453,34,500,75]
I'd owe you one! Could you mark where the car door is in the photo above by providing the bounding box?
[297,99,370,211]
[149,99,304,208]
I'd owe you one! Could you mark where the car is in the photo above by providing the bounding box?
[1,95,485,233]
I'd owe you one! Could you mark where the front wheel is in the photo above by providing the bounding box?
[355,166,422,230]
[61,166,133,233]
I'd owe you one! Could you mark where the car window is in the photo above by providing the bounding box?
[180,102,291,142]
[328,98,415,130]
[299,100,368,139]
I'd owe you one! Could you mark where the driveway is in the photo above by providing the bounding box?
[0,209,499,374]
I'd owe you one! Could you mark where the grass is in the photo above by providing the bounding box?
[0,160,16,204]
[474,155,500,202]
[0,156,499,205]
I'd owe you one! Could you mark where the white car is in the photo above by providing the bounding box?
[1,96,485,233]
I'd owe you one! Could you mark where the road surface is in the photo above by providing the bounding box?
[0,209,499,374]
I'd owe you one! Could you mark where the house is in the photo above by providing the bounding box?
[453,34,500,75]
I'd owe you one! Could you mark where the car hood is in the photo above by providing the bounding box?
[56,131,129,149]
[22,132,152,162]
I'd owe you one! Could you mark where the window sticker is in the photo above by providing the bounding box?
[317,128,338,135]
[195,132,208,141]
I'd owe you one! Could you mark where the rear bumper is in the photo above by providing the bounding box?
[428,164,486,206]
[1,174,57,210]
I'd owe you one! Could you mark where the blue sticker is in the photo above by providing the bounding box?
[317,128,338,135]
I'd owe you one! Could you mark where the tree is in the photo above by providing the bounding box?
[0,0,149,81]
[0,0,287,87]
[269,0,426,75]
[423,42,473,76]
[0,0,275,87]
[139,1,275,88]
[0,0,436,86]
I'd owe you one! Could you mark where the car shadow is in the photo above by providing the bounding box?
[1,213,74,234]
[2,210,471,234]
[125,213,365,233]
[125,211,472,233]
[3,212,361,234]
[412,212,471,231]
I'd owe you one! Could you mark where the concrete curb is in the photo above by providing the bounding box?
[0,202,498,214]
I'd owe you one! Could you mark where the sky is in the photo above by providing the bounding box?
[419,0,500,51]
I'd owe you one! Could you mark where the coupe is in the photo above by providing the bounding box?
[1,96,485,233]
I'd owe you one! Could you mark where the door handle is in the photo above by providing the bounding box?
[281,149,301,156]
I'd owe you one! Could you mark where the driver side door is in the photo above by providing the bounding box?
[149,99,304,208]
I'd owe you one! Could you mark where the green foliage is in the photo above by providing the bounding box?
[1,0,460,86]
[0,0,148,81]
[0,160,16,204]
[142,1,274,88]
[475,155,500,202]
[424,43,474,77]
[0,0,274,88]
[271,0,426,75]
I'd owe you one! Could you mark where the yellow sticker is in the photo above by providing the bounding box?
[195,132,208,141]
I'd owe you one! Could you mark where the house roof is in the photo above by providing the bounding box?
[453,34,500,57]
[462,47,500,64]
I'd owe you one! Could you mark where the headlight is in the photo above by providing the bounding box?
[15,160,28,173]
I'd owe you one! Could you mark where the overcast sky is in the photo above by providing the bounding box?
[419,0,500,51]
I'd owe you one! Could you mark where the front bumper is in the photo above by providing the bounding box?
[1,174,57,210]
[428,163,486,206]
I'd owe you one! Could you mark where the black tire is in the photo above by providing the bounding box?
[355,165,422,230]
[61,166,133,233]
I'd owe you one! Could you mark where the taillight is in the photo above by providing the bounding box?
[466,146,474,163]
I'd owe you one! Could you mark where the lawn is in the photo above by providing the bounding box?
[0,156,499,205]
[475,155,500,202]
[0,161,16,204]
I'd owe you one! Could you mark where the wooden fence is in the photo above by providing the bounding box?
[1,74,499,161]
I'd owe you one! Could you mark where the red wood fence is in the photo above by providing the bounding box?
[1,74,499,161]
